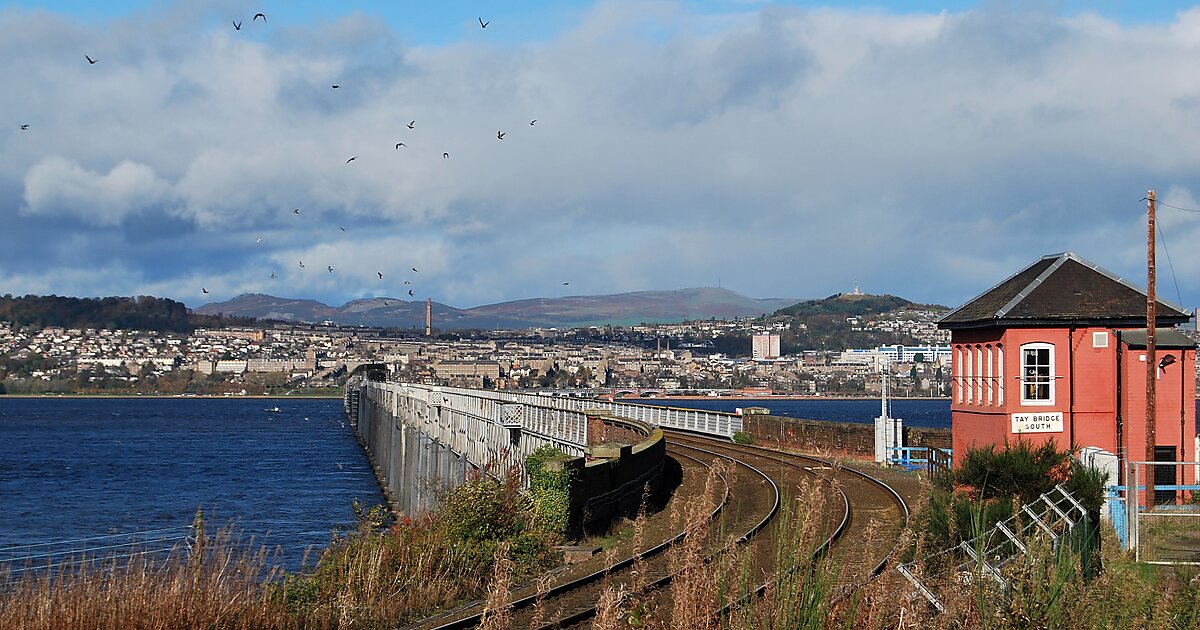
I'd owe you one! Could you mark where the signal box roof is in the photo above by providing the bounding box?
[938,252,1190,330]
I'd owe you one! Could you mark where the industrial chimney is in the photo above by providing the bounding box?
[425,297,432,337]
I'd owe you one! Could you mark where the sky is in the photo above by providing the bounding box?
[3,1,1200,313]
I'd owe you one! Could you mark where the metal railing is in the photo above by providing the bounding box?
[887,446,953,475]
[392,383,743,438]
[897,484,1088,613]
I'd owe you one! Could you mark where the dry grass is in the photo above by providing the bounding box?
[0,528,291,630]
[5,467,1200,629]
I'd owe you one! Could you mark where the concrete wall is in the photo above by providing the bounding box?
[569,414,666,536]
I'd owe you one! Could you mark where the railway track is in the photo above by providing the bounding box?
[415,445,777,629]
[665,431,910,582]
[413,432,908,629]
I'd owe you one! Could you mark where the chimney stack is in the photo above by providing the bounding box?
[425,298,432,336]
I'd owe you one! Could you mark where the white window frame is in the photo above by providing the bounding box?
[955,346,963,403]
[997,345,1004,406]
[966,346,973,404]
[1019,342,1055,406]
[986,345,994,405]
[974,345,984,405]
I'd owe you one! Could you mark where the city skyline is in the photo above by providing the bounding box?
[2,1,1200,311]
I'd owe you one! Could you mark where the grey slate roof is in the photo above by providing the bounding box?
[1115,328,1198,350]
[939,252,1191,330]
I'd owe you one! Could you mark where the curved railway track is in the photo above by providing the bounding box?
[414,431,908,629]
[417,445,779,629]
[665,430,910,581]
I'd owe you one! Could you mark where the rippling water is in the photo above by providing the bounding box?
[0,397,384,570]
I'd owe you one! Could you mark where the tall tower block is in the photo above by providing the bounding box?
[425,298,432,337]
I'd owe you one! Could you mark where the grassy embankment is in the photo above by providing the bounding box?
[3,442,1199,629]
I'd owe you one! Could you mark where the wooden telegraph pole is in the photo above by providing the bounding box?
[1146,190,1157,503]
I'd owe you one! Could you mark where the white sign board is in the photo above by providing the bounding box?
[1011,412,1063,434]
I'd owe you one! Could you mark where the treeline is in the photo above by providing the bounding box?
[0,294,256,332]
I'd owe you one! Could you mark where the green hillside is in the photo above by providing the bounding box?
[774,293,916,318]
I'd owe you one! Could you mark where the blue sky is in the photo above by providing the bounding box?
[2,0,1200,312]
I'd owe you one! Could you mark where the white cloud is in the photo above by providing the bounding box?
[22,157,174,226]
[2,3,1200,308]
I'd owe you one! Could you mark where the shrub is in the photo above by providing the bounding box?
[525,445,575,536]
[732,431,753,445]
[921,440,1106,562]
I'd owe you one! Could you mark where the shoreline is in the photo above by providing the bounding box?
[613,395,951,401]
[0,394,342,400]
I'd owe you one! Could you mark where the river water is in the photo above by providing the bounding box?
[0,397,383,571]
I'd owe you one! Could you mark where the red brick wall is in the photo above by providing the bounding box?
[742,414,951,460]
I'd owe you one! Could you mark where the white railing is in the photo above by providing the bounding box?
[398,384,741,438]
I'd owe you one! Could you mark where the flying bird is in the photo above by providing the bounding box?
[331,84,339,89]
[293,208,300,214]
[85,55,97,65]
[270,272,277,279]
[327,265,334,273]
[563,282,569,286]
[403,280,411,285]
[298,261,305,267]
[442,152,449,159]
[377,271,384,279]
[339,226,346,232]
[383,300,389,306]
[479,17,489,28]
[395,142,405,149]
[346,156,357,163]
[407,120,415,129]
[253,13,266,22]
[255,237,263,244]
[202,288,209,294]
[411,267,418,272]
[497,131,505,140]
[530,119,536,126]
[233,20,241,31]
[19,124,29,130]
[408,289,414,296]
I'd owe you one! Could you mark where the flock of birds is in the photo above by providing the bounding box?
[17,11,573,310]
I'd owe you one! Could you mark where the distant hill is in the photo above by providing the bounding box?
[775,293,924,318]
[769,293,950,352]
[195,288,799,330]
[0,294,253,333]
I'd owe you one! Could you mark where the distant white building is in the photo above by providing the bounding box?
[840,344,951,368]
[752,334,781,360]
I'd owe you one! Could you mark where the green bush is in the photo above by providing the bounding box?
[438,475,526,543]
[920,440,1106,562]
[525,445,575,536]
[732,431,754,445]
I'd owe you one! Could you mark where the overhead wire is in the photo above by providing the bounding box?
[1140,196,1190,310]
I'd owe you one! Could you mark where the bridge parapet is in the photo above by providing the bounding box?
[346,381,675,532]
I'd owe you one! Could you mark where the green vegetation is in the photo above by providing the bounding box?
[525,445,576,536]
[774,292,922,318]
[277,482,558,625]
[731,431,753,445]
[919,440,1106,556]
[0,294,256,333]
